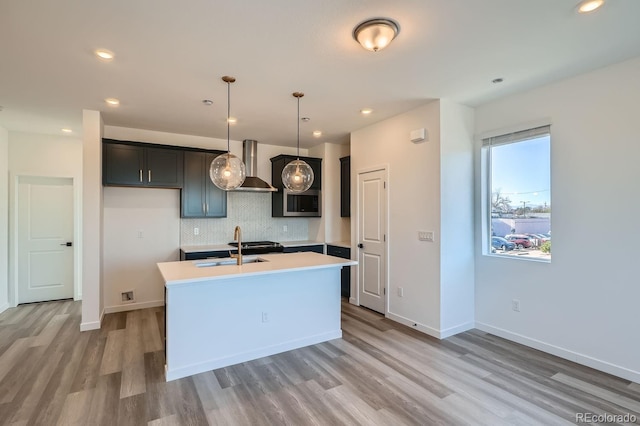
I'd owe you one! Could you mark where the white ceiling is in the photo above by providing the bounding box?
[1,0,639,148]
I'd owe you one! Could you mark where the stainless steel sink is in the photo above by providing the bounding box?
[193,255,266,267]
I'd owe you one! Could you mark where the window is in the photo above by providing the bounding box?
[482,125,551,260]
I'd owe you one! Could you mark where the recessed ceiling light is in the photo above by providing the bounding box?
[301,117,311,122]
[313,131,322,137]
[360,108,373,115]
[492,78,504,84]
[105,98,120,106]
[227,117,237,124]
[202,99,213,106]
[578,0,604,13]
[95,49,114,61]
[61,128,73,133]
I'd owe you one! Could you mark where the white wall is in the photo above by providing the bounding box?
[103,187,179,312]
[0,126,8,313]
[7,131,83,307]
[352,102,443,333]
[474,56,640,382]
[81,110,103,331]
[440,100,475,334]
[308,142,350,244]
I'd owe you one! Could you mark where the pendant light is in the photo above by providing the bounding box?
[210,76,246,190]
[282,92,314,193]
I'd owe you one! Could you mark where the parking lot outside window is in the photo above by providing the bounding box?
[482,125,551,261]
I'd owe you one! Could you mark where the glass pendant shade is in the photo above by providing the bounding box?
[210,152,246,190]
[210,75,246,190]
[353,18,399,52]
[282,91,315,193]
[282,159,314,193]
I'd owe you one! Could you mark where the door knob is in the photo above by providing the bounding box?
[357,243,364,249]
[60,242,73,247]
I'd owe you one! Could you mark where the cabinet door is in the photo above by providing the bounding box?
[283,245,324,254]
[146,147,183,188]
[182,151,207,217]
[340,156,350,217]
[307,158,322,190]
[103,143,145,186]
[204,153,227,217]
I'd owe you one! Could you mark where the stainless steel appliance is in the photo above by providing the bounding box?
[228,241,284,255]
[282,189,321,217]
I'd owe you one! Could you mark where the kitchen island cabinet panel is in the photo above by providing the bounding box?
[181,151,227,218]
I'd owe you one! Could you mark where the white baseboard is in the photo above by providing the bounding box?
[349,297,357,305]
[166,330,342,382]
[386,312,474,339]
[80,308,105,331]
[440,321,475,339]
[104,300,164,314]
[0,302,10,315]
[387,311,442,339]
[476,322,640,384]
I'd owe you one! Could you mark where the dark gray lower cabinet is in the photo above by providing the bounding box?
[283,245,324,254]
[180,249,232,261]
[327,245,351,298]
[181,151,227,218]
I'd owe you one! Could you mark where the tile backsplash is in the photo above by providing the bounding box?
[180,192,310,245]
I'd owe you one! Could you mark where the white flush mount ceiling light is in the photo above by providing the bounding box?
[360,108,373,115]
[353,18,400,52]
[313,130,322,137]
[105,98,120,106]
[578,0,605,13]
[210,76,246,190]
[61,128,73,133]
[95,49,114,61]
[282,92,314,193]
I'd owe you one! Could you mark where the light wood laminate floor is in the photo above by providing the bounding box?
[0,300,638,425]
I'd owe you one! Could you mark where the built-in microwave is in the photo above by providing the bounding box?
[283,189,321,216]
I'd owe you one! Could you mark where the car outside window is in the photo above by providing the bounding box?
[482,125,551,261]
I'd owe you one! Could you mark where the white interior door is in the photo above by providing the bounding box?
[357,168,387,314]
[18,176,74,304]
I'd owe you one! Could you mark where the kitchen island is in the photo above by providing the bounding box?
[157,252,356,381]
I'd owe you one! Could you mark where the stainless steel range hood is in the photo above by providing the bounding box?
[232,140,277,192]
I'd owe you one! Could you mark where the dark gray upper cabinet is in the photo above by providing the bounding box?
[181,150,227,218]
[270,154,322,190]
[103,139,183,188]
[340,156,350,217]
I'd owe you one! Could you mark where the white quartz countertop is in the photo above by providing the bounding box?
[158,252,357,286]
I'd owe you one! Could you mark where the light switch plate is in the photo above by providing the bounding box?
[418,231,434,242]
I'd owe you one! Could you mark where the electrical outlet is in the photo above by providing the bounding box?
[121,290,134,303]
[283,225,288,232]
[398,287,404,297]
[137,230,143,239]
[261,312,269,323]
[512,299,521,312]
[194,227,199,235]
